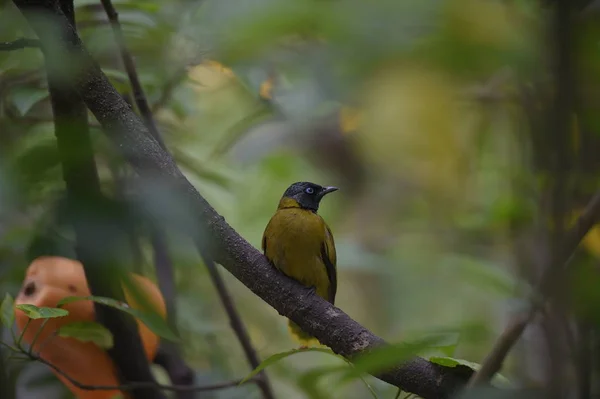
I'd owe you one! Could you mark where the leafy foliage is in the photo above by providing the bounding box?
[429,357,511,388]
[14,305,69,320]
[240,347,337,383]
[57,296,178,341]
[56,321,114,349]
[2,0,600,398]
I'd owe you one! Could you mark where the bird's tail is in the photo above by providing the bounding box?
[287,320,321,347]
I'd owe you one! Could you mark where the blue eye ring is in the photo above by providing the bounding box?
[305,187,315,194]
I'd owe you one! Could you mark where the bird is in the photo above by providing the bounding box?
[262,181,338,347]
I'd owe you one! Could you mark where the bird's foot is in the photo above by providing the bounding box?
[304,285,317,296]
[299,345,309,350]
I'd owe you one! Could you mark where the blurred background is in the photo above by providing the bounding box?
[2,0,600,398]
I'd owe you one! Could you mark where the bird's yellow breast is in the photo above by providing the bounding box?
[262,207,330,300]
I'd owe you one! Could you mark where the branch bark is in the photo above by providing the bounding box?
[12,1,472,398]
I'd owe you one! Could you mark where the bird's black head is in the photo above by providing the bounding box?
[280,181,338,212]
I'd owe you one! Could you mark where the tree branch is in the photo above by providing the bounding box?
[153,345,196,399]
[467,310,536,387]
[98,0,166,150]
[12,1,472,398]
[200,254,275,399]
[467,191,600,386]
[152,234,197,399]
[0,38,40,51]
[0,344,10,398]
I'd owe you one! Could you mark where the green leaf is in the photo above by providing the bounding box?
[340,336,445,382]
[296,357,380,399]
[401,330,461,358]
[150,364,172,386]
[9,87,49,116]
[429,356,480,370]
[172,149,232,188]
[296,365,348,399]
[1,294,15,328]
[57,321,114,349]
[240,347,338,384]
[103,68,130,83]
[57,296,178,341]
[15,304,69,320]
[456,257,517,298]
[219,2,346,65]
[356,374,380,399]
[429,356,512,387]
[10,141,61,185]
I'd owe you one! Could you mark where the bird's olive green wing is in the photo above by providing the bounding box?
[262,234,267,253]
[262,225,271,261]
[321,224,337,304]
[262,217,279,265]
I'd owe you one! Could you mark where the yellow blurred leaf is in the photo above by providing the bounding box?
[188,60,238,93]
[339,106,362,134]
[570,209,600,259]
[259,76,274,100]
[356,63,471,200]
[443,0,519,49]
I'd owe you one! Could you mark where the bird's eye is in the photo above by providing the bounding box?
[305,187,315,194]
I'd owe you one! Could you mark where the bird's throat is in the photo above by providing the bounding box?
[277,197,302,210]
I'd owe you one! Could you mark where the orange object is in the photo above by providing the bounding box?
[14,256,167,399]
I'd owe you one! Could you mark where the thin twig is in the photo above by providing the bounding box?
[542,0,574,383]
[467,181,600,387]
[31,353,258,392]
[153,345,196,399]
[152,232,197,399]
[576,322,591,399]
[99,0,166,150]
[27,319,49,355]
[151,69,189,114]
[0,38,40,51]
[467,192,600,386]
[0,340,18,353]
[466,309,536,388]
[199,253,276,399]
[547,191,600,283]
[468,0,578,387]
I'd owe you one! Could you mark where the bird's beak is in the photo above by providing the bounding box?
[318,186,339,199]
